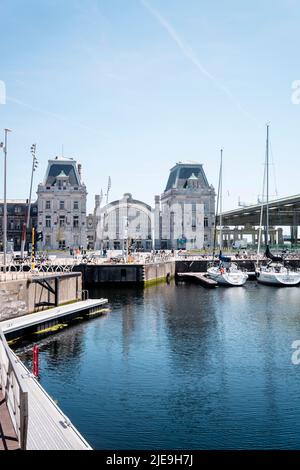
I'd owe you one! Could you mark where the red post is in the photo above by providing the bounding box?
[33,345,39,378]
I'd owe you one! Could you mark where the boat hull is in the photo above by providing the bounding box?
[256,270,300,286]
[207,268,248,286]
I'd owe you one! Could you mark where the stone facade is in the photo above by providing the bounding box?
[154,162,215,250]
[37,157,87,250]
[0,200,38,251]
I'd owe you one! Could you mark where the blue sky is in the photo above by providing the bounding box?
[0,0,300,212]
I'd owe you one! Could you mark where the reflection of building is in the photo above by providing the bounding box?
[37,157,87,250]
[96,193,153,251]
[154,162,215,250]
[0,200,38,251]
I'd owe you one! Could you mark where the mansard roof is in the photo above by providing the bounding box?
[43,157,81,187]
[164,162,210,192]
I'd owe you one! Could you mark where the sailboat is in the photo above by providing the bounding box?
[256,125,300,286]
[207,149,248,286]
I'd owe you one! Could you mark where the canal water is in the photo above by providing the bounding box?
[18,282,300,449]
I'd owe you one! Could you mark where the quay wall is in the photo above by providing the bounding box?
[75,264,144,284]
[175,259,255,273]
[75,262,176,285]
[144,261,175,285]
[175,258,300,273]
[0,273,82,322]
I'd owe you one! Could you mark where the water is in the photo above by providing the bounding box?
[17,282,300,449]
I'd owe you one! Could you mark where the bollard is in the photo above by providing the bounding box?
[33,345,39,378]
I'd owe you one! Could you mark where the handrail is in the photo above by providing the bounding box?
[0,328,28,449]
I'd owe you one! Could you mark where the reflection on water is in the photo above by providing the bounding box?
[18,282,300,449]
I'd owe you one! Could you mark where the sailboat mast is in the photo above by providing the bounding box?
[266,124,269,246]
[219,149,223,253]
[212,153,221,259]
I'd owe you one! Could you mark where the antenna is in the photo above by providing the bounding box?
[105,176,111,205]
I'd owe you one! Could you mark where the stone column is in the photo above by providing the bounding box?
[290,226,298,245]
[154,195,161,250]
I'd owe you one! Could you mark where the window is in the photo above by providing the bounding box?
[59,240,66,249]
[15,206,21,214]
[204,217,208,228]
[59,201,65,210]
[74,201,79,210]
[45,235,51,246]
[46,201,51,210]
[73,216,79,228]
[9,220,14,230]
[204,234,208,242]
[59,216,65,227]
[192,203,196,230]
[46,216,51,228]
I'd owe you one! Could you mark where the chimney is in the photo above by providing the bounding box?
[78,164,82,180]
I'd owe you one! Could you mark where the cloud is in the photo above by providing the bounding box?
[7,96,105,135]
[140,0,256,123]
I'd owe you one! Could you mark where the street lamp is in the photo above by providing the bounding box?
[123,216,128,263]
[0,128,12,273]
[20,144,38,258]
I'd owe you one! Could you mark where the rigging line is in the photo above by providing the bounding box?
[212,152,222,260]
[257,149,267,265]
[269,140,278,197]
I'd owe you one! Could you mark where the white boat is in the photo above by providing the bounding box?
[207,149,248,287]
[256,263,300,286]
[207,263,248,286]
[255,125,300,286]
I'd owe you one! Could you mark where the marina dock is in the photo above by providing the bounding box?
[1,298,108,342]
[0,298,108,450]
[177,272,218,287]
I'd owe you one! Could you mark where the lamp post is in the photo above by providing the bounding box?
[123,216,128,263]
[1,129,12,273]
[20,144,38,258]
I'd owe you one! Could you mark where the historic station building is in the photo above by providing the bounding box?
[37,157,87,250]
[154,162,215,250]
[94,193,153,251]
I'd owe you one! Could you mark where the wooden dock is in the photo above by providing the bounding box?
[0,298,109,450]
[0,329,92,450]
[10,350,91,450]
[0,392,19,450]
[177,272,218,288]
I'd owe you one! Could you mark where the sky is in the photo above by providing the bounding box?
[0,0,300,213]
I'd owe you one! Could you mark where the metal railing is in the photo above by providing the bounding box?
[0,329,28,449]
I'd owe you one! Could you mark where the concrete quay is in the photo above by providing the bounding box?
[0,271,82,322]
[74,260,176,285]
[72,256,300,286]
